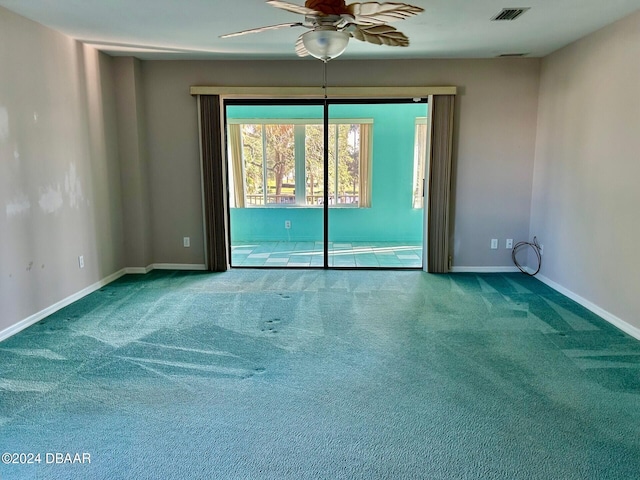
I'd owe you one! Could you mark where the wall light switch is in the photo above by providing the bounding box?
[183,237,190,248]
[78,255,84,269]
[491,239,498,250]
[506,239,513,249]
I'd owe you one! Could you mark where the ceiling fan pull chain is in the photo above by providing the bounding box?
[323,59,328,99]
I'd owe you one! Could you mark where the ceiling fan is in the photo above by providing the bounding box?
[220,0,424,61]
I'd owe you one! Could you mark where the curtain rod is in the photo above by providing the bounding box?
[189,86,457,98]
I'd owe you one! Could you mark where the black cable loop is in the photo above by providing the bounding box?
[512,236,541,276]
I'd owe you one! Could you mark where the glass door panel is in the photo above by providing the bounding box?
[226,102,325,267]
[327,101,428,268]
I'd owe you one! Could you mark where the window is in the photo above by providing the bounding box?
[228,119,372,208]
[412,118,428,209]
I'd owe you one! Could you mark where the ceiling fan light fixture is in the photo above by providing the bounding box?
[301,29,349,61]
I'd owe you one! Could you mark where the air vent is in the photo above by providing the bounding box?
[492,8,530,21]
[498,53,529,57]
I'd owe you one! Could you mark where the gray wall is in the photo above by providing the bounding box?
[531,11,640,330]
[114,57,153,268]
[0,7,124,331]
[140,58,541,268]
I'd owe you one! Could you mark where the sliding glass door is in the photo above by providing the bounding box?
[327,101,427,268]
[225,99,427,269]
[226,102,325,267]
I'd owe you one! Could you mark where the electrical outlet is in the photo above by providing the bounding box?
[506,239,513,249]
[285,220,291,229]
[78,255,84,269]
[183,237,190,248]
[491,239,498,250]
[539,244,544,256]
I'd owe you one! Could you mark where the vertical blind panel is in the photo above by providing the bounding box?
[427,95,455,273]
[200,95,228,272]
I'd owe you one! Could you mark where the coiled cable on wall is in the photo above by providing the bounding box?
[512,236,542,276]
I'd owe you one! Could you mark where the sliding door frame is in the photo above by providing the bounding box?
[193,86,457,272]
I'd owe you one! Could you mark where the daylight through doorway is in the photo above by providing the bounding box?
[225,99,427,269]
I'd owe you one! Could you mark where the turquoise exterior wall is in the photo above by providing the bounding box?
[227,102,427,242]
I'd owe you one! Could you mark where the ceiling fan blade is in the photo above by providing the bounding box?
[347,2,424,25]
[295,34,310,57]
[266,0,321,16]
[349,24,409,47]
[220,22,304,38]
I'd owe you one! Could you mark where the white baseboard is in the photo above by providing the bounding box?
[536,274,640,341]
[124,264,207,274]
[151,263,207,271]
[124,266,152,274]
[449,266,520,273]
[0,269,127,343]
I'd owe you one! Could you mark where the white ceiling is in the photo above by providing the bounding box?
[1,0,640,60]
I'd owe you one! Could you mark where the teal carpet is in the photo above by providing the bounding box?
[1,270,639,479]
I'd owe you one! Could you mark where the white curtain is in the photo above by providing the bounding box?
[228,124,245,208]
[359,123,372,208]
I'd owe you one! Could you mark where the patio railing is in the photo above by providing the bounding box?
[246,194,359,206]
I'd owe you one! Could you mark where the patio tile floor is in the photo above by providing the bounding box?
[231,242,423,268]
